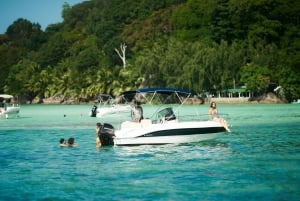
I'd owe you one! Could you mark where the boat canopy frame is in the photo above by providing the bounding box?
[97,94,115,105]
[120,88,193,120]
[120,88,192,104]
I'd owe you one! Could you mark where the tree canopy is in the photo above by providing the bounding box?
[0,0,299,103]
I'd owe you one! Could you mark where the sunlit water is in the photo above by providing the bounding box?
[0,104,299,201]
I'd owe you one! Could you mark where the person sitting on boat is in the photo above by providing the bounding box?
[96,122,102,147]
[131,100,143,123]
[60,138,67,147]
[208,102,231,132]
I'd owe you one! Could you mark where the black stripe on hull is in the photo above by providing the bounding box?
[141,127,226,137]
[116,143,170,146]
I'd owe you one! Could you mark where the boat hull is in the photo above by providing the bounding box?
[114,132,223,146]
[0,106,20,119]
[114,121,226,146]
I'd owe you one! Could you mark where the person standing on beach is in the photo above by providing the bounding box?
[208,102,231,132]
[96,122,102,147]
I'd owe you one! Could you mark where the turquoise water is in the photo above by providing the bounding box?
[0,104,299,201]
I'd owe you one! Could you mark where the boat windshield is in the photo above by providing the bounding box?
[157,107,176,122]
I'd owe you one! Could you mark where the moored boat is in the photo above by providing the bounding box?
[0,94,20,119]
[89,94,132,117]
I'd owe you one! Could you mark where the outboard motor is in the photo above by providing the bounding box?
[90,105,97,117]
[99,123,115,145]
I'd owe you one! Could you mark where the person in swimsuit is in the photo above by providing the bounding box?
[96,122,102,147]
[208,102,230,132]
[60,138,67,147]
[68,137,77,147]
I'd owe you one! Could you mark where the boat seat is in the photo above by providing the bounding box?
[121,121,139,129]
[121,119,152,129]
[141,119,152,126]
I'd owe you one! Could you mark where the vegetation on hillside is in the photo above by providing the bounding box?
[0,0,299,103]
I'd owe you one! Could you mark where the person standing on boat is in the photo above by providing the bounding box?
[208,102,230,132]
[96,122,102,147]
[90,105,98,117]
[131,100,143,122]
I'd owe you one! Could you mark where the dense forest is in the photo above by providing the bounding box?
[0,0,299,103]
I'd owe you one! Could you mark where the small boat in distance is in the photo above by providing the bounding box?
[0,94,20,119]
[98,88,230,146]
[89,94,132,117]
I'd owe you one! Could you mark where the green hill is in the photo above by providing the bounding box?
[0,0,299,103]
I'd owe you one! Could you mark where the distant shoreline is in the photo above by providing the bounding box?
[206,97,252,104]
[205,93,287,104]
[26,93,288,105]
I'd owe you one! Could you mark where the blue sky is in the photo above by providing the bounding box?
[0,0,85,34]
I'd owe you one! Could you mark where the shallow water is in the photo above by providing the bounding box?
[0,104,299,201]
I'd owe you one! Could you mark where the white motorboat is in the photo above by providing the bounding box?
[89,94,132,117]
[0,94,20,119]
[292,99,300,104]
[98,88,229,146]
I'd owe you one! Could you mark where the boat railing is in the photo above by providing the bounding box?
[152,106,229,123]
[176,114,209,122]
[151,114,209,124]
[172,113,230,122]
